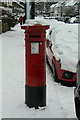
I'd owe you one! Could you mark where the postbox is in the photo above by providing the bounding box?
[21,24,49,109]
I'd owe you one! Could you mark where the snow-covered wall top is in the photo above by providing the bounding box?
[0,6,12,13]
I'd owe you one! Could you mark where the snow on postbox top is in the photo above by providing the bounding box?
[21,24,49,42]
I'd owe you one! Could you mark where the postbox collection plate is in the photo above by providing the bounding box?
[31,42,39,54]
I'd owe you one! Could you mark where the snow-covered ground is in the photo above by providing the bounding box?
[1,23,77,118]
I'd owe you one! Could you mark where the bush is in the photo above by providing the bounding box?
[2,23,10,32]
[2,16,17,32]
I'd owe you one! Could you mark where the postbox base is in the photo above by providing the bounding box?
[25,85,46,108]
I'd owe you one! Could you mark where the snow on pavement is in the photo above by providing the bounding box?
[2,24,76,118]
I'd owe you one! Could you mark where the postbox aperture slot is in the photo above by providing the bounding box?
[29,35,41,38]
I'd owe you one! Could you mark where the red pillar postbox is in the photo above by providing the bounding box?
[21,24,49,109]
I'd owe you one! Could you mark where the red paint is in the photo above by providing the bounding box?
[21,25,49,87]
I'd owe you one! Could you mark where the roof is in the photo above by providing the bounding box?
[50,4,56,8]
[65,0,77,6]
[50,2,61,8]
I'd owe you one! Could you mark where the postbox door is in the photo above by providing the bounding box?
[25,41,46,87]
